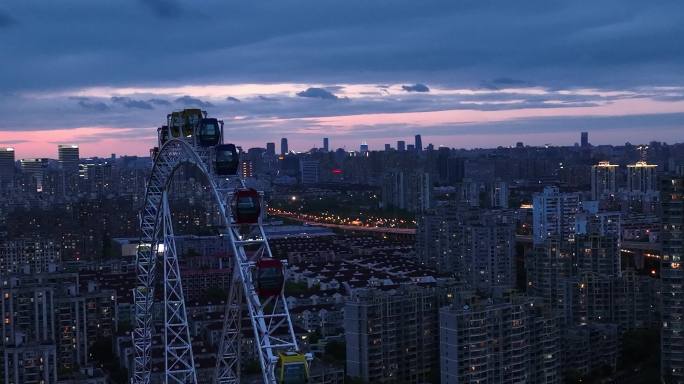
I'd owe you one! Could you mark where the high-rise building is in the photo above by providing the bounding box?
[266,142,276,156]
[384,143,391,151]
[414,134,422,152]
[299,159,319,184]
[397,140,406,152]
[532,186,583,244]
[359,142,368,155]
[406,144,415,152]
[487,180,509,208]
[440,295,561,384]
[19,158,49,192]
[280,138,288,155]
[0,147,15,183]
[323,138,329,152]
[627,161,658,193]
[661,176,684,383]
[57,144,79,172]
[581,131,589,148]
[346,286,443,383]
[591,161,618,200]
[381,170,431,213]
[0,238,60,275]
[417,207,515,288]
[1,273,116,383]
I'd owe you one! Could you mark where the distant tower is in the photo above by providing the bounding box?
[0,147,15,183]
[397,141,406,152]
[266,142,276,156]
[20,158,49,192]
[581,132,589,148]
[591,161,618,200]
[415,134,423,152]
[323,138,329,152]
[627,161,658,193]
[360,142,369,155]
[384,144,391,151]
[280,138,288,155]
[58,144,80,172]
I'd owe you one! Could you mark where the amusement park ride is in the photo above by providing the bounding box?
[132,109,310,384]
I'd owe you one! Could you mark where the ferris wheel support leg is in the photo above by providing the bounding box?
[215,263,243,384]
[162,193,198,384]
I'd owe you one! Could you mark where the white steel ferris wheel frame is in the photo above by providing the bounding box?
[132,137,301,384]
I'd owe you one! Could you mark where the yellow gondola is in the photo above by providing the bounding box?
[278,352,309,383]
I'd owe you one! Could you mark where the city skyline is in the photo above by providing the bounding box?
[1,1,683,157]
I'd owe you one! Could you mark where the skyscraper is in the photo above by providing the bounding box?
[532,186,584,244]
[581,131,589,147]
[627,161,658,193]
[384,143,391,151]
[414,134,422,152]
[266,142,276,156]
[57,144,79,172]
[323,137,329,152]
[440,295,561,384]
[661,176,684,383]
[346,286,443,383]
[0,147,15,183]
[591,161,618,200]
[397,140,406,151]
[20,158,49,192]
[280,138,288,155]
[359,142,368,155]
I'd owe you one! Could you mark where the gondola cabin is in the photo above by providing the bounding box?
[255,258,284,297]
[168,112,183,138]
[198,118,221,146]
[150,147,159,160]
[278,352,309,384]
[233,188,260,224]
[214,144,239,175]
[158,126,169,145]
[181,108,203,137]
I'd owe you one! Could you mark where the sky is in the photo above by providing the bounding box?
[1,0,683,158]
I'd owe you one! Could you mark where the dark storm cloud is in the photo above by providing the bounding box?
[1,0,682,94]
[71,97,109,112]
[401,84,430,93]
[111,96,154,110]
[174,96,214,108]
[296,87,339,100]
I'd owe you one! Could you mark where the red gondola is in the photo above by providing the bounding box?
[233,188,260,224]
[255,258,285,297]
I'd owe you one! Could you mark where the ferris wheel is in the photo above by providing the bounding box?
[132,109,309,384]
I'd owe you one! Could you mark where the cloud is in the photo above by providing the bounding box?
[70,97,109,111]
[2,0,682,95]
[226,96,241,102]
[174,95,214,108]
[296,87,339,100]
[148,98,171,106]
[111,96,154,109]
[402,84,430,93]
[258,95,278,102]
